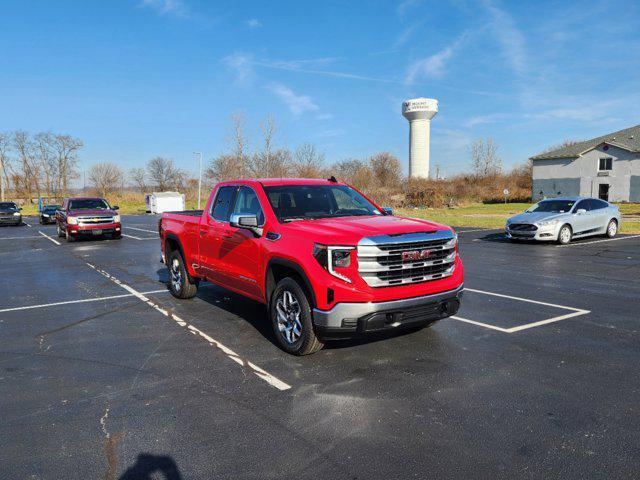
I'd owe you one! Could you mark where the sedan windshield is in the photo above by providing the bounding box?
[264,185,381,222]
[43,205,60,212]
[527,200,575,213]
[69,199,110,210]
[0,202,18,210]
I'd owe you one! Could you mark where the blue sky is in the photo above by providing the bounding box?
[1,0,639,178]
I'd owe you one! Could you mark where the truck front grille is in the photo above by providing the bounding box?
[77,216,114,225]
[357,230,457,288]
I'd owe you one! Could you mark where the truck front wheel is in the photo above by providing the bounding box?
[168,251,199,299]
[270,278,324,355]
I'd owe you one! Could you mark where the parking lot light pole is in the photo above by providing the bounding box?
[194,151,203,210]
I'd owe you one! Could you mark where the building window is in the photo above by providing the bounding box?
[599,157,613,171]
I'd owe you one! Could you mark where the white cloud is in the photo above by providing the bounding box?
[139,0,190,18]
[481,0,526,76]
[267,83,319,115]
[221,52,253,85]
[397,0,424,17]
[246,18,262,28]
[405,33,468,84]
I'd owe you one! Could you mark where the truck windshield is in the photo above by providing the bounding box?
[69,199,110,210]
[527,200,576,213]
[264,185,381,222]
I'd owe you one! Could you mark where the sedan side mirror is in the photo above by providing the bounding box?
[382,207,393,216]
[576,208,587,215]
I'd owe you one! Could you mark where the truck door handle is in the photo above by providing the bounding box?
[200,230,207,237]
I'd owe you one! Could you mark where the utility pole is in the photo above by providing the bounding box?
[193,151,203,209]
[435,164,441,180]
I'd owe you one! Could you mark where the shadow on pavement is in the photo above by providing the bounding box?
[118,454,182,480]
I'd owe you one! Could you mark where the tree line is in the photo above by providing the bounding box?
[0,131,82,201]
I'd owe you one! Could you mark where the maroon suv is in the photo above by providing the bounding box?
[56,197,122,242]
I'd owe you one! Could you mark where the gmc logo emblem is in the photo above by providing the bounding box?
[402,249,432,261]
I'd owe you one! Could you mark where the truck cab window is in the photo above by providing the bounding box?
[210,186,237,221]
[232,187,265,225]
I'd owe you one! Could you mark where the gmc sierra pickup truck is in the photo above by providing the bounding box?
[160,178,463,355]
[56,197,121,242]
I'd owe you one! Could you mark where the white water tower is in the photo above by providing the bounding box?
[402,98,438,178]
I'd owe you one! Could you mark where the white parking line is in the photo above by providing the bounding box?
[0,289,168,313]
[557,234,640,247]
[121,233,157,241]
[450,288,590,333]
[24,222,32,227]
[85,262,291,391]
[0,236,42,240]
[38,230,61,245]
[125,226,158,234]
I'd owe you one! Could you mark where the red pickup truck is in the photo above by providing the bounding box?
[160,178,463,355]
[56,197,122,242]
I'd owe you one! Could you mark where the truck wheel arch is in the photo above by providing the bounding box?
[164,234,199,278]
[265,258,316,309]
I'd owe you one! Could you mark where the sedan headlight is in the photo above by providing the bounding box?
[67,216,78,225]
[313,243,354,283]
[536,219,560,227]
[113,215,121,223]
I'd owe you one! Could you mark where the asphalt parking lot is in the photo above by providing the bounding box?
[1,216,639,479]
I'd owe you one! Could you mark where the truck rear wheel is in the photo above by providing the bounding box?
[270,278,323,355]
[167,251,199,299]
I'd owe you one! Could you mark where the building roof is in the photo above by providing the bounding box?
[530,124,640,160]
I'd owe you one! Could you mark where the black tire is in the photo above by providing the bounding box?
[167,250,199,299]
[269,277,324,355]
[112,233,122,239]
[65,229,75,242]
[57,224,65,238]
[605,219,618,238]
[557,224,572,245]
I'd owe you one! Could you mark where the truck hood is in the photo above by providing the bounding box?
[508,212,566,224]
[68,209,117,216]
[284,215,451,245]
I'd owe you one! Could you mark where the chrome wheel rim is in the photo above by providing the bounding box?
[608,222,617,236]
[275,290,302,344]
[560,227,571,243]
[170,258,182,291]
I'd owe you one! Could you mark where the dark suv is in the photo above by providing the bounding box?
[0,202,23,226]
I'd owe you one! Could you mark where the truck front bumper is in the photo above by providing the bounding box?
[313,284,463,338]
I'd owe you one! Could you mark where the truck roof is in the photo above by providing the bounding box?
[221,178,343,187]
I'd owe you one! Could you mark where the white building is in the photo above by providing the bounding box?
[530,124,640,202]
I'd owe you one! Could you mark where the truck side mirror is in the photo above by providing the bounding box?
[382,207,393,216]
[112,205,119,210]
[230,214,258,228]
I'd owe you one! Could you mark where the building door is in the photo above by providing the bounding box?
[598,184,609,201]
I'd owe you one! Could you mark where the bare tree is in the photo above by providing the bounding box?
[147,157,185,191]
[230,113,249,178]
[469,138,502,178]
[0,132,11,201]
[34,132,56,197]
[331,159,374,190]
[13,131,40,199]
[293,142,325,178]
[89,162,123,198]
[369,151,402,188]
[129,167,146,192]
[205,154,246,183]
[52,134,82,195]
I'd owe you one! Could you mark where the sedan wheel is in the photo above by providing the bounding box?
[606,220,618,238]
[558,225,572,245]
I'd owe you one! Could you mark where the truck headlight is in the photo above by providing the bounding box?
[113,215,121,223]
[67,216,78,225]
[536,219,560,227]
[313,243,354,283]
[13,212,20,216]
